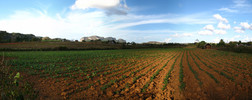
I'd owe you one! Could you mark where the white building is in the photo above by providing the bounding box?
[80,37,89,42]
[102,37,116,42]
[88,35,103,41]
[117,39,126,44]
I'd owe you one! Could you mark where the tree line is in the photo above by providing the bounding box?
[0,31,41,43]
[195,39,252,53]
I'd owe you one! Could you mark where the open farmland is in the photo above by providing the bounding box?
[1,48,252,99]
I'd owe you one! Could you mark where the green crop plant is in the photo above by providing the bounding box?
[192,52,235,82]
[100,79,118,91]
[162,53,181,91]
[189,52,219,83]
[202,51,245,73]
[125,83,130,89]
[99,53,171,94]
[2,48,247,99]
[76,79,83,83]
[91,72,97,77]
[88,83,94,88]
[220,72,235,82]
[186,52,202,85]
[141,53,178,93]
[179,52,185,90]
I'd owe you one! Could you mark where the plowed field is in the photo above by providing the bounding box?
[1,48,252,99]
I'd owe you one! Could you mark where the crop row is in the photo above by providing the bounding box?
[192,51,235,82]
[141,53,178,92]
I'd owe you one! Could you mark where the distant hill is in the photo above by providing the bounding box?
[80,35,126,44]
[0,31,41,43]
[144,41,165,45]
[0,30,187,51]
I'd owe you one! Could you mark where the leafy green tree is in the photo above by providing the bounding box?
[247,42,252,46]
[197,41,206,48]
[131,41,136,45]
[229,41,237,48]
[238,40,242,45]
[217,39,225,47]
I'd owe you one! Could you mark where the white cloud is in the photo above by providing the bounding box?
[243,36,252,42]
[233,26,245,33]
[213,14,228,23]
[233,0,251,8]
[240,22,251,29]
[170,33,193,37]
[235,29,245,33]
[213,37,220,43]
[217,22,230,29]
[218,0,252,14]
[214,30,227,34]
[230,35,241,41]
[1,9,199,43]
[164,38,172,43]
[112,19,169,29]
[203,25,214,31]
[234,21,236,24]
[111,14,215,29]
[218,8,238,12]
[201,23,227,35]
[71,0,128,15]
[234,35,241,38]
[71,0,120,9]
[182,33,193,37]
[0,10,108,39]
[198,30,213,35]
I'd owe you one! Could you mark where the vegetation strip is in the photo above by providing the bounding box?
[186,51,202,85]
[79,56,161,91]
[192,52,235,82]
[200,50,248,75]
[141,53,178,92]
[179,51,185,90]
[99,53,172,91]
[162,52,181,90]
[189,51,219,83]
[114,53,176,93]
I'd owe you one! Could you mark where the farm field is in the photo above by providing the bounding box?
[1,48,252,99]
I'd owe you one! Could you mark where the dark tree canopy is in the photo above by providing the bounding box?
[217,39,225,47]
[197,41,206,48]
[0,31,41,43]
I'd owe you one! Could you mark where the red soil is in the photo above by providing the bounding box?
[15,49,252,99]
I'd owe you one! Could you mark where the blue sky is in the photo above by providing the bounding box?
[0,0,252,43]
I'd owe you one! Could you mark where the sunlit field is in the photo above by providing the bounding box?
[1,48,251,99]
[1,0,252,99]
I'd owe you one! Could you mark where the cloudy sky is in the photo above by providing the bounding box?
[0,0,252,43]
